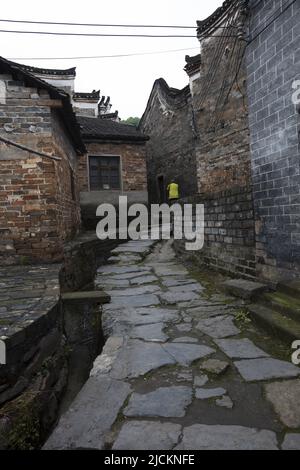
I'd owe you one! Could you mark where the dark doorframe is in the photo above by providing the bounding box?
[157,174,166,203]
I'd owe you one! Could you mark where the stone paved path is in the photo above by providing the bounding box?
[45,240,300,450]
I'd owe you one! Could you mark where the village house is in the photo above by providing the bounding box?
[77,116,149,228]
[141,0,300,283]
[0,58,149,262]
[0,57,85,265]
[24,64,149,228]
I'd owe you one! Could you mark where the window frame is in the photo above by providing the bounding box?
[88,154,122,192]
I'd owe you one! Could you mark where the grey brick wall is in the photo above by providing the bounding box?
[174,188,256,280]
[246,0,300,281]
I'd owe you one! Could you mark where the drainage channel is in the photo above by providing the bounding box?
[57,290,110,417]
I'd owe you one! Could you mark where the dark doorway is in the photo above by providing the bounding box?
[157,174,166,203]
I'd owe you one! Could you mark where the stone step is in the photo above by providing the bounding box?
[221,279,269,300]
[248,303,300,344]
[278,281,300,300]
[262,291,300,322]
[61,290,111,304]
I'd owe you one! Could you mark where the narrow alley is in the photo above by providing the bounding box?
[45,240,300,450]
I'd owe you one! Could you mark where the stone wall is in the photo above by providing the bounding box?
[140,79,198,204]
[179,7,255,278]
[0,76,81,265]
[0,233,120,449]
[246,0,300,282]
[174,187,256,279]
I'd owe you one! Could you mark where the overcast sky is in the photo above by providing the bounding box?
[1,0,222,119]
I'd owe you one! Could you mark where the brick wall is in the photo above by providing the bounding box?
[77,141,148,192]
[183,6,256,278]
[0,76,81,265]
[246,0,300,281]
[174,187,256,279]
[140,80,198,203]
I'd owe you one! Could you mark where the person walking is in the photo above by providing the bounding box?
[167,180,179,237]
[167,180,179,204]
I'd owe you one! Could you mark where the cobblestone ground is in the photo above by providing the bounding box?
[45,240,300,450]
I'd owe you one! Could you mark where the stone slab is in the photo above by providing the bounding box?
[264,380,300,428]
[162,343,215,366]
[111,245,151,254]
[107,285,160,297]
[124,386,192,418]
[216,338,269,359]
[153,264,189,277]
[176,424,278,450]
[194,374,209,387]
[113,421,182,450]
[161,278,196,288]
[97,265,151,275]
[44,377,131,450]
[167,284,203,293]
[108,271,152,280]
[97,279,130,288]
[176,323,192,333]
[282,434,300,450]
[110,340,176,379]
[186,306,229,319]
[196,387,226,399]
[130,323,168,342]
[235,359,300,382]
[130,275,158,285]
[160,292,200,304]
[196,315,240,339]
[216,396,234,409]
[106,294,160,309]
[221,279,268,300]
[199,359,229,376]
[102,307,180,334]
[61,291,110,304]
[173,337,199,344]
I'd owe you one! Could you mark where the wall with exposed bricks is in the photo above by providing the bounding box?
[0,76,81,265]
[77,141,147,193]
[246,0,300,282]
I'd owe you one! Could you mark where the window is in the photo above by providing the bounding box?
[89,155,121,191]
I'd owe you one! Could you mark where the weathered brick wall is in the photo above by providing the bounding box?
[174,187,256,279]
[140,80,198,203]
[77,141,147,192]
[246,0,300,281]
[192,33,251,194]
[51,111,81,242]
[184,11,255,278]
[0,76,81,265]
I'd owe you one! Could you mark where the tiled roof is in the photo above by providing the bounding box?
[0,57,85,154]
[98,111,119,120]
[139,78,191,129]
[19,64,76,77]
[197,0,236,37]
[78,116,149,142]
[184,54,201,76]
[73,90,100,101]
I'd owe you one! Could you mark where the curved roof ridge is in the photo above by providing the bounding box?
[139,77,191,129]
[18,64,76,77]
[197,0,238,37]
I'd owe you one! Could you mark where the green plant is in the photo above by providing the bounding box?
[235,308,252,325]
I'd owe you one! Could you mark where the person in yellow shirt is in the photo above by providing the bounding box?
[167,180,179,204]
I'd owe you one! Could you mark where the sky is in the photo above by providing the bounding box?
[1,0,222,119]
